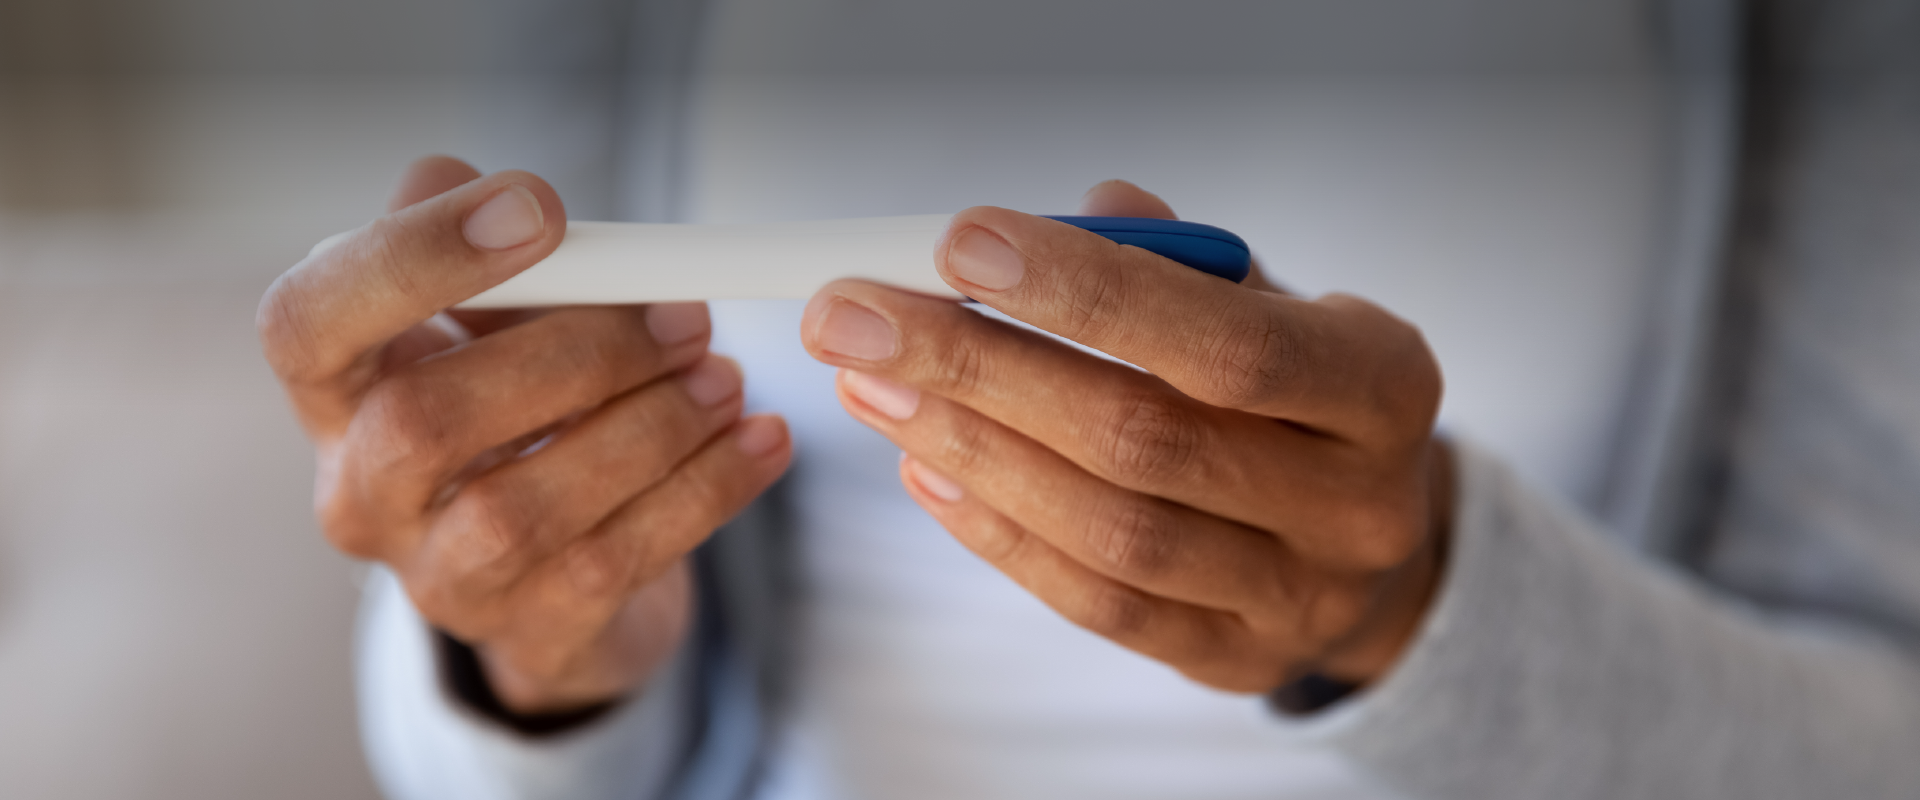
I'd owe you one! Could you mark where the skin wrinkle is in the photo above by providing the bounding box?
[263,156,790,714]
[364,214,435,312]
[1053,238,1134,346]
[803,184,1446,691]
[923,308,999,400]
[874,377,1266,609]
[357,308,689,516]
[1076,580,1159,642]
[279,158,1445,715]
[1097,388,1209,493]
[904,405,1291,688]
[351,376,464,489]
[445,478,543,572]
[1081,495,1184,588]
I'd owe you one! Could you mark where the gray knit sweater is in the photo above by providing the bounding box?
[355,1,1920,797]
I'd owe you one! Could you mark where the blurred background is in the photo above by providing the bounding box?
[0,0,1666,797]
[0,0,488,797]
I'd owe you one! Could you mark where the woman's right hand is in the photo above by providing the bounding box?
[258,155,793,713]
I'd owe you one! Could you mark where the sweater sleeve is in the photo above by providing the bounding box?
[1293,440,1920,799]
[354,567,694,800]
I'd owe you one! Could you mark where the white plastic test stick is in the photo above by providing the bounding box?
[458,214,959,308]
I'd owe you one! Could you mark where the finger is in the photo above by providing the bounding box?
[389,155,484,212]
[410,355,745,608]
[803,284,1417,563]
[840,371,1296,612]
[378,308,556,375]
[1077,179,1178,219]
[331,304,712,536]
[378,313,478,372]
[1076,181,1285,294]
[560,415,793,599]
[930,206,1434,438]
[260,169,567,435]
[445,307,549,338]
[897,456,1283,692]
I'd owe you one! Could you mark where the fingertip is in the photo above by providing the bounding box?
[735,414,790,458]
[800,281,867,351]
[463,184,547,251]
[389,155,483,212]
[646,302,712,347]
[1077,179,1178,219]
[684,352,745,408]
[489,168,568,221]
[943,225,1026,293]
[901,455,964,502]
[801,289,898,363]
[839,369,920,421]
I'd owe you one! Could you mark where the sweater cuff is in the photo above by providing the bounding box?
[356,567,694,800]
[1272,439,1920,799]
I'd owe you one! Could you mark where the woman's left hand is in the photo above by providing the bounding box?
[800,181,1450,692]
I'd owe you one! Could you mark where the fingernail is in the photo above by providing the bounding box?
[646,302,710,345]
[948,226,1025,292]
[907,457,964,502]
[463,184,545,250]
[842,370,919,420]
[815,298,897,361]
[736,416,786,457]
[684,357,742,407]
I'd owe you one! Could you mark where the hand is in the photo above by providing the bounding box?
[259,156,792,713]
[800,181,1448,692]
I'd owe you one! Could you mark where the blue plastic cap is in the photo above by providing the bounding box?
[1042,215,1252,284]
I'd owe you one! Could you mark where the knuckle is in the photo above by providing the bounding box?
[257,277,332,384]
[448,479,542,566]
[1330,491,1426,571]
[314,484,371,553]
[1055,251,1129,342]
[1073,586,1156,640]
[932,411,996,478]
[1093,392,1205,488]
[958,515,1027,564]
[353,377,461,478]
[359,216,430,302]
[1287,578,1365,644]
[1381,332,1444,437]
[1083,500,1179,583]
[1196,308,1298,409]
[314,462,398,561]
[565,537,633,597]
[1327,294,1444,437]
[928,326,994,396]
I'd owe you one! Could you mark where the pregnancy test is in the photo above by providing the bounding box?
[456,214,1251,308]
